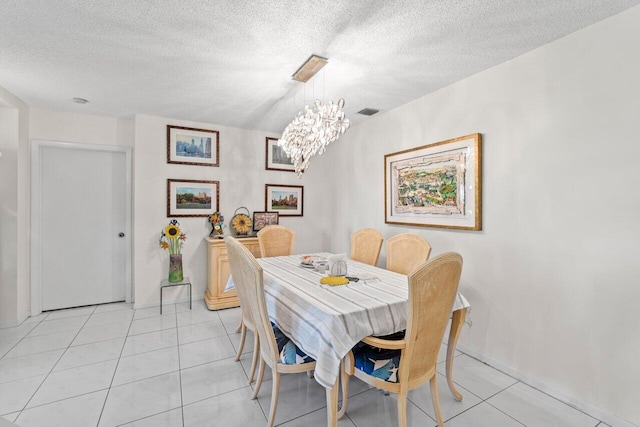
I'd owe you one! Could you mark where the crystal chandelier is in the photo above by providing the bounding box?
[278,98,350,176]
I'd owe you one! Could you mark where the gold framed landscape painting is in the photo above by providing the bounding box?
[384,133,482,230]
[167,179,219,217]
[167,125,220,167]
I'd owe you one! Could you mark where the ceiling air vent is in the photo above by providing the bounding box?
[357,108,379,116]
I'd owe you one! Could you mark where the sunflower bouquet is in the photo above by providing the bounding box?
[159,219,186,254]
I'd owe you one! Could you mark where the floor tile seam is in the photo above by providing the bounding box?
[0,370,51,386]
[127,324,179,337]
[176,316,226,327]
[16,313,96,413]
[113,407,183,427]
[0,340,21,360]
[272,406,330,426]
[120,338,181,359]
[49,311,98,371]
[120,342,179,359]
[484,397,533,426]
[169,308,187,427]
[50,355,122,374]
[483,381,535,426]
[0,325,46,357]
[489,380,602,424]
[96,311,135,427]
[109,356,180,388]
[178,352,239,372]
[21,385,111,412]
[177,331,231,346]
[1,336,76,360]
[180,383,255,408]
[440,399,500,425]
[23,325,85,339]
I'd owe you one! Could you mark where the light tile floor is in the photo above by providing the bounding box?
[0,301,609,427]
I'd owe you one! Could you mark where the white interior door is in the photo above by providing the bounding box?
[38,144,128,311]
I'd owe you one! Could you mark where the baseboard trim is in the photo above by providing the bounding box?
[0,311,31,329]
[456,344,637,427]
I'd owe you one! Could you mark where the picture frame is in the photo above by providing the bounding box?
[384,133,482,230]
[167,125,220,167]
[167,179,220,217]
[265,184,304,217]
[265,136,295,171]
[252,211,279,232]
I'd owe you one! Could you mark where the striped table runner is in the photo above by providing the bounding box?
[257,253,470,389]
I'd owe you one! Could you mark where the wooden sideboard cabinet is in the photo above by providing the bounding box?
[204,236,261,310]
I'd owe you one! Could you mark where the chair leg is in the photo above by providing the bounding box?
[235,319,242,333]
[267,371,280,427]
[252,358,266,399]
[430,375,444,427]
[307,370,314,379]
[397,387,408,427]
[337,359,350,419]
[248,333,259,383]
[235,322,247,361]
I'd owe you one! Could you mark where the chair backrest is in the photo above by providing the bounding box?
[225,236,279,366]
[257,225,295,257]
[350,228,383,266]
[400,252,462,385]
[386,233,432,275]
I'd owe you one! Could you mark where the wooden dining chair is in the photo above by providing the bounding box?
[338,252,463,427]
[225,236,316,427]
[386,233,432,275]
[257,225,295,257]
[350,228,383,266]
[231,278,260,385]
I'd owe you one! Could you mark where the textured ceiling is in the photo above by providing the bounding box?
[1,0,638,133]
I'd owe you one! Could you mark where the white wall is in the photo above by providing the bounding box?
[325,6,640,425]
[132,114,328,307]
[0,86,29,326]
[2,6,638,423]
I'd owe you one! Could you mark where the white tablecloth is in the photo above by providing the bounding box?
[257,253,470,389]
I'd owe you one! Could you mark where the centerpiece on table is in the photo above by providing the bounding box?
[159,219,186,282]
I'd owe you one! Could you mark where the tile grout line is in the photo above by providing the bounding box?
[174,305,186,427]
[96,304,136,427]
[16,305,97,419]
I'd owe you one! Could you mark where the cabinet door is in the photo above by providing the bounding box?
[216,255,237,297]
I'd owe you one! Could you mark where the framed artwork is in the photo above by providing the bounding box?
[265,136,295,172]
[167,125,220,167]
[265,184,304,217]
[252,211,279,232]
[167,179,219,217]
[384,133,482,230]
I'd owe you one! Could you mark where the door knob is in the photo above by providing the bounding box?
[119,232,125,238]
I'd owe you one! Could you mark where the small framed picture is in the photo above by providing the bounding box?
[265,137,295,172]
[167,179,219,217]
[252,211,279,232]
[265,184,303,217]
[167,125,220,167]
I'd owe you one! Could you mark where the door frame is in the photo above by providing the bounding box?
[30,139,133,316]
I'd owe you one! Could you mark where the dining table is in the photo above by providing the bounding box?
[256,253,470,427]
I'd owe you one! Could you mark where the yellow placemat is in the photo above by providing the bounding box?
[320,276,349,286]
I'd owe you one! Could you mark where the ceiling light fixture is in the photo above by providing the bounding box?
[279,55,350,176]
[291,55,327,83]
